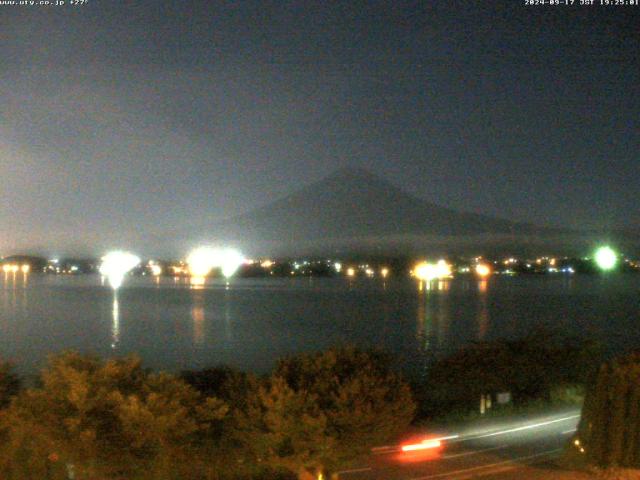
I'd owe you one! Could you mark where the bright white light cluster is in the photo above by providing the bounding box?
[187,247,218,277]
[99,251,140,289]
[219,249,245,278]
[414,260,452,281]
[187,247,245,279]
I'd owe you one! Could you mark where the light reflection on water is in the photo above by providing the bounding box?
[0,273,639,376]
[416,279,453,359]
[477,279,489,339]
[191,291,205,347]
[111,294,119,349]
[1,271,29,320]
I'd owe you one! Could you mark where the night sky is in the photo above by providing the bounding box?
[1,1,638,255]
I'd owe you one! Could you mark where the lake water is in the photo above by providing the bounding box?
[1,273,639,377]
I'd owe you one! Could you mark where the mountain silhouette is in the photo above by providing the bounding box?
[209,168,555,254]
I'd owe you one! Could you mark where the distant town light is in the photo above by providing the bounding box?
[187,247,219,277]
[414,260,451,281]
[436,260,452,278]
[414,262,436,281]
[475,264,491,277]
[219,249,244,278]
[99,251,140,289]
[172,265,186,275]
[380,267,389,278]
[346,267,355,277]
[21,264,30,274]
[187,247,245,279]
[595,246,617,271]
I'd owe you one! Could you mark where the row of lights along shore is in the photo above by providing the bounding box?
[2,264,30,274]
[1,246,623,291]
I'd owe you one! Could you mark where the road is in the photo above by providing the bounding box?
[337,409,581,480]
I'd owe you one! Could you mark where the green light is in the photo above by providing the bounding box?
[594,246,617,271]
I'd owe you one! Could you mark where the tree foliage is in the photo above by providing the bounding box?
[0,360,20,409]
[0,348,416,479]
[234,347,415,479]
[0,351,227,479]
[577,352,640,468]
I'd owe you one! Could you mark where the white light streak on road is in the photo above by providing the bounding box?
[459,414,580,441]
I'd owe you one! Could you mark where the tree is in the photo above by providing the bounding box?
[234,347,415,479]
[575,352,640,468]
[0,351,227,479]
[0,361,20,409]
[182,365,254,411]
[421,330,599,417]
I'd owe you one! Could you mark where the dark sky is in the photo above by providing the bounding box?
[1,1,638,255]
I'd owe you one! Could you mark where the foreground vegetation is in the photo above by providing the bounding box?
[0,333,599,479]
[567,352,640,473]
[0,347,414,480]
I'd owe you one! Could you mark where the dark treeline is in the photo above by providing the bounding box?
[415,329,600,420]
[0,334,597,480]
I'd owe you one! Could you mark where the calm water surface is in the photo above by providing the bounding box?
[1,273,639,376]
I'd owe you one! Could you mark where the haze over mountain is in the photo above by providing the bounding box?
[193,168,587,257]
[6,168,636,259]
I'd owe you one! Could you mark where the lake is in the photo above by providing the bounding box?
[1,272,638,377]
